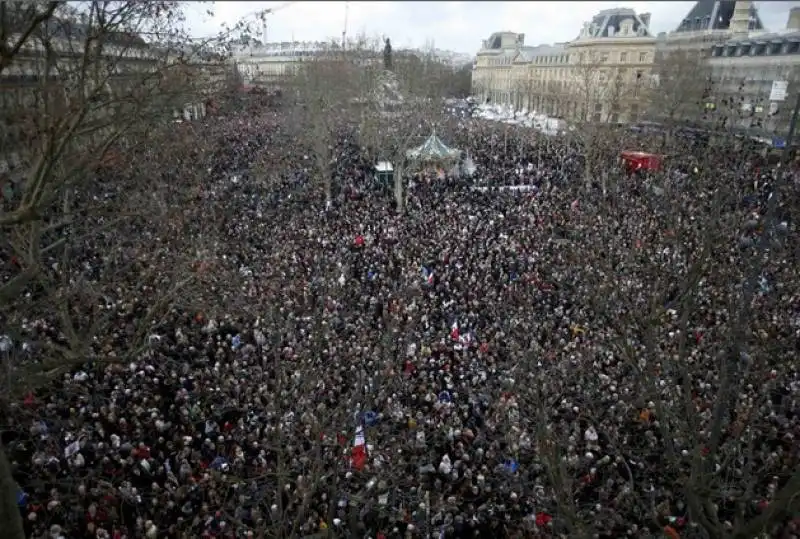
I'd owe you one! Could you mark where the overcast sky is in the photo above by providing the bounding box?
[184,1,800,53]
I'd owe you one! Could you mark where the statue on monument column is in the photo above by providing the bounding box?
[383,37,392,71]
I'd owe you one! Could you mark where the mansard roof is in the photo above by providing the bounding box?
[673,0,763,33]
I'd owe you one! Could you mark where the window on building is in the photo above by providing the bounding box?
[594,102,602,112]
[600,52,609,63]
[789,41,800,54]
[639,52,647,63]
[620,51,628,63]
[739,45,751,56]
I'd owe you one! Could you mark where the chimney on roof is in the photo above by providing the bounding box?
[640,12,651,28]
[788,7,800,30]
[730,1,752,35]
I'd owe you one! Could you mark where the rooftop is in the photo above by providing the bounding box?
[672,0,763,34]
[514,44,568,63]
[579,8,653,39]
[233,41,335,58]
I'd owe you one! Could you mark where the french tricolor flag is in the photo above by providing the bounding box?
[350,426,367,471]
[421,266,434,285]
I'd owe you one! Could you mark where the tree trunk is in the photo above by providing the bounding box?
[394,164,404,214]
[0,444,25,539]
[583,153,593,191]
[323,169,332,207]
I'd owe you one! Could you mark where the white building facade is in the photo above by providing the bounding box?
[706,29,800,141]
[231,41,335,87]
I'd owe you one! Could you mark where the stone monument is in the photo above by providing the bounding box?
[383,38,392,71]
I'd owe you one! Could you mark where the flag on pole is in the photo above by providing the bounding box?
[350,426,367,471]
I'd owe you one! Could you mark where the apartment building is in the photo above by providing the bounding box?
[649,1,800,141]
[566,8,656,123]
[469,32,526,105]
[232,41,336,87]
[705,10,800,141]
[471,8,655,124]
[510,44,569,116]
[0,13,229,184]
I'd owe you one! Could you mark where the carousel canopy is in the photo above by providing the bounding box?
[376,161,393,172]
[406,131,461,162]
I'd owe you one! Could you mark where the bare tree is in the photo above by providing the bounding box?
[649,48,709,131]
[287,38,372,206]
[357,50,449,214]
[481,73,799,535]
[561,50,637,190]
[513,75,537,113]
[0,2,275,536]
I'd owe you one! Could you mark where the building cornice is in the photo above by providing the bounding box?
[568,37,656,48]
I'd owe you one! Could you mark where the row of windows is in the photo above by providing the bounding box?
[476,65,648,82]
[710,64,797,82]
[242,49,329,58]
[533,54,568,65]
[578,51,650,63]
[477,50,653,72]
[677,15,759,32]
[711,40,800,58]
[483,56,514,66]
[483,50,653,67]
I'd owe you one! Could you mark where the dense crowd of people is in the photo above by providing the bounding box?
[2,97,799,539]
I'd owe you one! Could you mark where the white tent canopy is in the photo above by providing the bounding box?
[406,131,461,162]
